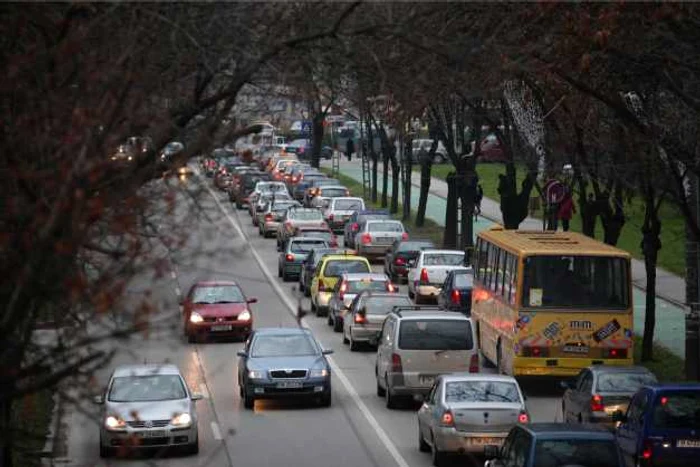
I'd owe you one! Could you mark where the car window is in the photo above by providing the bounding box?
[398,319,473,350]
[423,253,465,266]
[397,241,434,252]
[626,392,648,424]
[596,372,657,393]
[368,221,404,233]
[250,334,318,357]
[299,231,332,242]
[108,375,186,402]
[445,381,521,403]
[289,209,323,221]
[362,295,412,315]
[652,391,700,429]
[534,439,620,467]
[320,188,347,197]
[347,279,388,294]
[291,240,328,253]
[334,199,364,210]
[324,260,370,277]
[453,273,474,288]
[192,285,245,304]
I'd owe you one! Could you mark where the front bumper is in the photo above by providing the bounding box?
[100,425,197,449]
[246,379,331,399]
[433,426,508,454]
[188,321,252,338]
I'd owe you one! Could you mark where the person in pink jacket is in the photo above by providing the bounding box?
[558,191,576,231]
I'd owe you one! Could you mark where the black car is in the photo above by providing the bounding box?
[237,328,333,409]
[303,178,341,207]
[299,247,351,296]
[437,268,474,314]
[383,239,435,282]
[230,171,271,207]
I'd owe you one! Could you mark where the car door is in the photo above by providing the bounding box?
[310,259,324,300]
[329,280,342,314]
[438,271,453,309]
[617,390,648,466]
[563,370,586,422]
[503,428,531,467]
[376,318,395,383]
[418,379,440,441]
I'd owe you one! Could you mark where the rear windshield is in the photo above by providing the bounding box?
[398,241,434,252]
[299,231,332,242]
[453,273,474,288]
[445,381,520,403]
[347,279,388,294]
[423,253,464,266]
[534,439,620,467]
[398,320,473,350]
[362,296,412,315]
[334,199,364,211]
[258,183,286,192]
[316,179,339,186]
[324,260,370,277]
[652,391,700,429]
[291,240,328,253]
[289,210,323,221]
[596,372,657,393]
[320,188,347,197]
[368,222,404,233]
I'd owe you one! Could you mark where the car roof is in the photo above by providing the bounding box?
[392,310,471,320]
[520,423,616,440]
[358,291,410,299]
[645,383,700,392]
[441,373,519,384]
[342,273,389,281]
[195,280,239,287]
[253,327,312,337]
[291,237,328,243]
[112,364,182,378]
[588,365,653,375]
[319,185,347,190]
[332,197,363,202]
[322,254,368,262]
[421,249,465,255]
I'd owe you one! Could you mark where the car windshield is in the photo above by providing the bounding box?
[108,375,187,402]
[324,260,370,277]
[299,230,332,242]
[320,188,346,197]
[398,320,473,350]
[397,241,434,252]
[192,285,245,304]
[453,273,474,288]
[316,179,339,187]
[595,372,657,393]
[291,240,328,253]
[522,255,630,309]
[250,334,318,357]
[445,381,521,403]
[346,279,388,294]
[259,183,287,193]
[290,210,323,221]
[368,222,404,233]
[423,253,464,266]
[534,439,620,467]
[334,199,364,210]
[362,295,412,315]
[652,392,700,429]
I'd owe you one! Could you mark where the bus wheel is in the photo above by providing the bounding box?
[496,341,504,374]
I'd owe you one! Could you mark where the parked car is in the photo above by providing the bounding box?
[294,225,339,248]
[237,328,333,409]
[383,239,435,282]
[278,237,330,281]
[95,364,202,458]
[354,219,408,259]
[181,281,257,343]
[344,209,391,248]
[375,308,479,408]
[327,273,395,332]
[417,374,529,464]
[407,250,466,304]
[613,383,700,467]
[276,207,327,250]
[473,133,507,163]
[342,291,412,349]
[257,199,301,237]
[323,197,366,233]
[299,248,356,297]
[412,138,448,164]
[484,423,625,467]
[561,366,657,427]
[436,268,474,314]
[310,254,371,316]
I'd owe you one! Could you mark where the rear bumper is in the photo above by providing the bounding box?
[315,292,332,308]
[433,427,508,454]
[350,325,381,343]
[513,357,634,376]
[282,262,303,275]
[357,244,392,256]
[416,285,442,298]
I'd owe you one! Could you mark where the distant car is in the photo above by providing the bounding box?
[436,268,474,314]
[252,192,293,226]
[303,178,341,207]
[310,255,372,316]
[314,185,350,201]
[417,374,529,463]
[294,225,339,248]
[276,207,327,250]
[407,250,466,304]
[299,248,356,297]
[247,181,289,217]
[237,328,333,409]
[284,138,312,159]
[278,237,330,281]
[342,291,412,350]
[230,171,270,208]
[344,210,391,248]
[95,364,203,458]
[614,383,700,467]
[383,239,435,282]
[412,138,448,164]
[354,219,408,259]
[181,281,257,343]
[292,173,327,201]
[327,273,395,333]
[257,199,301,237]
[473,134,507,163]
[323,197,366,233]
[561,366,657,427]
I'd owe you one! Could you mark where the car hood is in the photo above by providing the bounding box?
[192,303,248,317]
[247,355,327,372]
[105,398,190,421]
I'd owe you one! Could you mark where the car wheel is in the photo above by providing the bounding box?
[235,201,242,210]
[99,439,112,458]
[349,333,359,352]
[342,328,349,344]
[277,265,282,278]
[408,289,414,299]
[243,389,255,410]
[258,227,263,236]
[327,313,334,326]
[376,374,386,397]
[311,300,317,315]
[386,377,398,409]
[418,425,430,453]
[304,285,311,298]
[333,317,343,333]
[431,433,447,466]
[185,437,199,455]
[282,270,290,282]
[319,392,332,407]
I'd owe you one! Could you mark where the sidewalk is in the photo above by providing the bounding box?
[329,156,687,358]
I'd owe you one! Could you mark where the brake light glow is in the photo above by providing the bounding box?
[522,346,549,357]
[390,353,402,373]
[661,396,668,405]
[518,412,529,423]
[318,280,326,292]
[265,214,273,221]
[285,254,294,262]
[401,232,409,241]
[451,289,461,305]
[420,268,429,284]
[339,282,347,300]
[361,233,372,244]
[469,353,479,373]
[473,289,490,301]
[394,257,406,266]
[642,440,653,460]
[440,411,454,427]
[604,348,628,359]
[351,223,359,232]
[591,394,605,412]
[387,282,395,292]
[354,313,365,324]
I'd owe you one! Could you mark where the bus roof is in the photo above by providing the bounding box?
[478,228,631,258]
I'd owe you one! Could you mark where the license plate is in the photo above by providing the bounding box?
[276,381,303,389]
[419,375,435,385]
[377,237,394,244]
[138,430,166,438]
[562,344,589,354]
[211,325,232,332]
[470,437,501,446]
[678,439,700,448]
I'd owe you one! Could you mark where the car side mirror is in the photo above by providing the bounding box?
[191,393,204,401]
[407,260,416,268]
[93,395,104,405]
[247,297,258,304]
[236,351,248,358]
[612,410,627,423]
[559,380,573,390]
[484,445,501,459]
[322,349,334,355]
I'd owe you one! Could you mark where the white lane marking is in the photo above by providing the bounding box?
[211,421,223,440]
[199,384,209,399]
[200,174,411,467]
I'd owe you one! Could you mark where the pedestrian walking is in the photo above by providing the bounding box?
[558,191,576,231]
[345,138,355,162]
[475,184,484,219]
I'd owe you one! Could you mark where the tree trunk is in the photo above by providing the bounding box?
[443,173,458,248]
[416,157,432,227]
[381,152,389,208]
[310,113,324,169]
[403,137,412,221]
[499,162,535,229]
[641,192,662,361]
[576,175,597,238]
[599,184,625,246]
[390,151,399,214]
[0,397,12,467]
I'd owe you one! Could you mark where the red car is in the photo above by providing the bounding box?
[294,225,338,247]
[182,281,257,343]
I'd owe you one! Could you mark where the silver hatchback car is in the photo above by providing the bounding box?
[355,219,408,259]
[95,364,203,458]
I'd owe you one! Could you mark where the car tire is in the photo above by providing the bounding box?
[243,389,255,410]
[99,439,112,458]
[278,266,282,278]
[386,377,398,409]
[408,289,414,299]
[418,426,430,452]
[185,437,199,455]
[376,375,386,397]
[349,333,359,352]
[333,317,343,333]
[342,329,349,344]
[258,227,263,236]
[319,392,332,407]
[282,270,290,282]
[311,300,317,315]
[304,286,311,298]
[235,201,242,210]
[327,313,333,326]
[432,434,447,466]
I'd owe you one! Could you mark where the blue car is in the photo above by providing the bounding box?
[237,328,333,409]
[614,383,700,467]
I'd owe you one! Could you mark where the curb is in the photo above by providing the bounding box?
[40,389,63,466]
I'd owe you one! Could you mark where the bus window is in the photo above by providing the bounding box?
[487,245,500,292]
[495,248,507,296]
[506,253,517,304]
[476,239,489,281]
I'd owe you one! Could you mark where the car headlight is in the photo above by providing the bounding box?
[127,156,133,161]
[190,312,204,323]
[104,415,127,430]
[238,310,251,321]
[248,370,265,379]
[171,412,192,427]
[309,368,329,378]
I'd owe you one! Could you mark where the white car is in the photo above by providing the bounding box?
[407,250,467,303]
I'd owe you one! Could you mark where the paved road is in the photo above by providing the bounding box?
[57,171,561,467]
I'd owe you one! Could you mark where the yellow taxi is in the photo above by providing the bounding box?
[310,254,371,316]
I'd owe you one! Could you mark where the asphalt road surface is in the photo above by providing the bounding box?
[58,171,563,467]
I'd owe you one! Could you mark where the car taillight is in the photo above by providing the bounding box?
[642,439,653,460]
[387,282,395,292]
[318,280,326,292]
[345,190,350,196]
[420,268,429,284]
[469,353,479,373]
[440,410,454,427]
[361,233,372,244]
[339,282,347,300]
[351,223,359,232]
[329,214,334,221]
[604,348,628,359]
[451,289,461,305]
[285,254,294,262]
[265,213,273,221]
[591,394,605,412]
[522,346,549,357]
[401,232,409,241]
[391,353,402,373]
[395,257,406,266]
[354,313,366,324]
[518,412,529,423]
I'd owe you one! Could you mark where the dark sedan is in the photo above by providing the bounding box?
[237,328,333,409]
[437,268,474,314]
[383,239,435,282]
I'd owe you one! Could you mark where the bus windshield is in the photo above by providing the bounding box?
[522,255,629,309]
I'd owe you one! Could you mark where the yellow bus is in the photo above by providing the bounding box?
[472,227,633,376]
